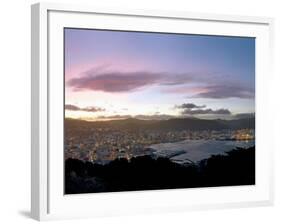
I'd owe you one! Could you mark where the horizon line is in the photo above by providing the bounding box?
[64,115,255,122]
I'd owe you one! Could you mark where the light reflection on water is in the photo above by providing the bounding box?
[150,140,255,164]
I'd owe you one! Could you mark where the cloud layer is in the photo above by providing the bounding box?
[68,71,162,92]
[67,67,254,99]
[65,104,105,113]
[181,108,231,115]
[192,85,254,99]
[176,103,231,115]
[176,103,206,109]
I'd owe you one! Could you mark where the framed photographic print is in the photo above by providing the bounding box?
[31,2,274,221]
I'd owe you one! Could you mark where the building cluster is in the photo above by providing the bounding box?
[65,126,255,164]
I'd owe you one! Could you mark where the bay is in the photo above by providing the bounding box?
[149,140,255,164]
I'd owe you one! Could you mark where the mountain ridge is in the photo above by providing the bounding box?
[65,117,255,131]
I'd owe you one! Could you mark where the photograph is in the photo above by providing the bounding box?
[64,28,255,194]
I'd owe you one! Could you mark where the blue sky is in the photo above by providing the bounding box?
[64,28,255,120]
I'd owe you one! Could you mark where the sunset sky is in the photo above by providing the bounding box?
[64,28,255,121]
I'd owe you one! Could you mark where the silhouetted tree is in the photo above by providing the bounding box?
[65,147,255,194]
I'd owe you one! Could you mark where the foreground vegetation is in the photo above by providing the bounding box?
[65,146,255,194]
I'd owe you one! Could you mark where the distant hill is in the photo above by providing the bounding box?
[65,117,255,131]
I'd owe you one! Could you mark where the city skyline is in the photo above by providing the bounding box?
[65,28,255,121]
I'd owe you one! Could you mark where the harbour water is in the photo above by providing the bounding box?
[150,139,255,165]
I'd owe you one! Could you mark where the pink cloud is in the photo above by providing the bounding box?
[66,66,254,99]
[67,71,163,92]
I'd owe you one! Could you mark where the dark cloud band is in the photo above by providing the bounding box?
[176,103,231,115]
[65,104,105,113]
[176,103,206,109]
[181,108,231,115]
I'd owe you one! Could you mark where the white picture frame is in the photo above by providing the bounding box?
[31,2,274,221]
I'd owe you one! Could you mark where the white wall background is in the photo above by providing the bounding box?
[0,0,280,223]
